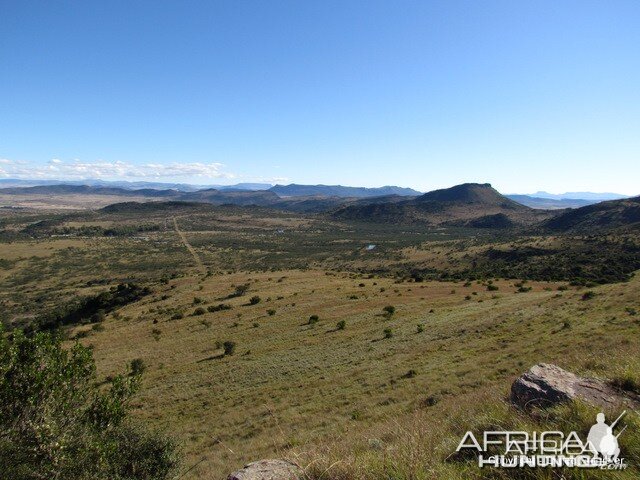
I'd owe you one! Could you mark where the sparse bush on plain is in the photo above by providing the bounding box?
[249,295,261,305]
[223,341,236,356]
[207,303,232,313]
[130,358,146,376]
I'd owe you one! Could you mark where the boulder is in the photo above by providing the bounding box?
[511,363,639,409]
[226,459,303,480]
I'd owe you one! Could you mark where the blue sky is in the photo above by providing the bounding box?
[1,1,639,194]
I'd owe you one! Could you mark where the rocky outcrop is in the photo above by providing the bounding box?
[511,363,640,409]
[226,459,303,480]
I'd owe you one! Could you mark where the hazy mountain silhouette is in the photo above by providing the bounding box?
[269,184,421,198]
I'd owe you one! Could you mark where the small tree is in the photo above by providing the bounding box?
[383,305,395,318]
[0,327,180,479]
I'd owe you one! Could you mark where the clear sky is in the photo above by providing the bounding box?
[1,1,639,194]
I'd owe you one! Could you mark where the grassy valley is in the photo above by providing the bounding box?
[1,190,639,478]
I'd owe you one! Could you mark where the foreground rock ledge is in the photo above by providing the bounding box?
[511,363,639,409]
[226,459,303,480]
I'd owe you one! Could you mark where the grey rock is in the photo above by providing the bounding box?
[511,363,639,409]
[226,459,303,480]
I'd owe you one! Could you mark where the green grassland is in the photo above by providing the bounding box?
[1,203,639,479]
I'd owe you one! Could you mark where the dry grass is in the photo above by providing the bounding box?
[74,269,640,478]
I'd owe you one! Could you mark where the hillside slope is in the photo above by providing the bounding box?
[543,196,640,232]
[332,183,549,226]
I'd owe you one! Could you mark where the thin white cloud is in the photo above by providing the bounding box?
[0,158,236,180]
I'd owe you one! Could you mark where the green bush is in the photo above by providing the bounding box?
[336,320,346,330]
[267,309,276,316]
[0,327,180,479]
[308,314,319,325]
[384,328,393,339]
[193,307,206,316]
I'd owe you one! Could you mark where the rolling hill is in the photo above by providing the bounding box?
[542,196,640,232]
[331,183,550,226]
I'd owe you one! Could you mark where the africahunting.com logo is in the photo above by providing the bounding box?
[456,411,628,470]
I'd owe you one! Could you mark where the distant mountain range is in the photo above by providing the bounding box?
[269,184,421,197]
[2,180,638,232]
[504,195,594,210]
[528,191,629,201]
[1,178,633,204]
[0,178,273,192]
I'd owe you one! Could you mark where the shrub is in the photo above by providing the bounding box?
[267,309,276,316]
[130,358,146,376]
[0,327,180,479]
[249,296,261,305]
[308,314,319,325]
[171,312,184,320]
[582,290,596,300]
[383,305,396,316]
[233,283,250,297]
[384,328,393,339]
[90,310,106,323]
[207,303,231,313]
[486,284,499,291]
[336,320,346,330]
[193,297,204,304]
[193,307,206,316]
[151,328,162,341]
[223,341,236,356]
[416,323,425,333]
